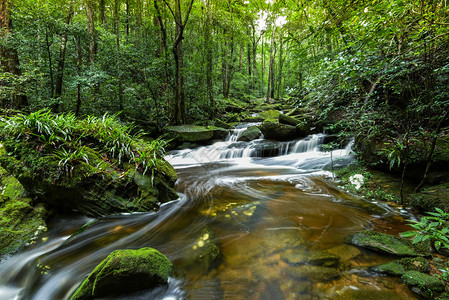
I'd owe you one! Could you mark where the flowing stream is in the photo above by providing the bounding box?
[0,124,418,299]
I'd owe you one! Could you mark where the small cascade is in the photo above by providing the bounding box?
[289,134,325,153]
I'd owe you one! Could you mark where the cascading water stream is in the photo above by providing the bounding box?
[0,124,417,300]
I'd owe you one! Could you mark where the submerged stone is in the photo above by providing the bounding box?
[70,247,172,300]
[285,265,339,282]
[281,248,340,268]
[178,227,222,276]
[345,230,431,257]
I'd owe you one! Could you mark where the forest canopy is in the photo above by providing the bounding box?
[0,0,448,129]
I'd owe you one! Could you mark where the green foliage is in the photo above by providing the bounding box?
[0,111,169,183]
[401,208,449,252]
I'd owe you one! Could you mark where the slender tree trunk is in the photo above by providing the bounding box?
[54,3,74,112]
[0,0,27,109]
[84,0,96,64]
[276,36,284,99]
[204,0,215,117]
[126,0,130,36]
[136,0,142,36]
[266,25,276,102]
[163,0,194,124]
[99,0,106,25]
[75,34,82,116]
[114,0,124,111]
[45,28,55,98]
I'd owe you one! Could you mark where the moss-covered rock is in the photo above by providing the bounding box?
[0,166,47,259]
[279,113,301,126]
[410,182,449,212]
[0,144,177,217]
[214,119,233,130]
[345,230,431,257]
[163,125,215,142]
[372,257,430,276]
[401,270,445,295]
[237,126,262,142]
[0,196,47,259]
[70,247,172,300]
[260,121,298,141]
[257,109,281,121]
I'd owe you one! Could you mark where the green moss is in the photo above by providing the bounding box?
[345,230,431,257]
[71,247,172,300]
[373,257,430,276]
[0,195,47,258]
[411,182,449,212]
[401,270,445,294]
[257,109,281,122]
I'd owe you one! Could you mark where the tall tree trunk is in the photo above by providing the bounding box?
[84,0,96,64]
[162,0,195,124]
[204,0,215,117]
[54,3,74,112]
[126,0,130,36]
[0,0,28,108]
[99,0,106,25]
[136,0,142,36]
[75,34,82,116]
[276,36,283,99]
[266,25,276,102]
[114,0,124,111]
[45,28,55,98]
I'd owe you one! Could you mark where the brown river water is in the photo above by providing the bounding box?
[0,126,419,299]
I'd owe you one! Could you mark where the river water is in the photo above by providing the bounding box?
[0,125,418,299]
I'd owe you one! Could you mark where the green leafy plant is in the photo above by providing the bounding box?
[53,146,89,176]
[401,208,449,252]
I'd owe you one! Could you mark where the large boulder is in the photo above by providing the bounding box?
[0,146,178,218]
[71,248,172,300]
[0,112,178,218]
[237,126,262,142]
[163,125,229,145]
[259,121,298,141]
[257,109,281,121]
[345,230,431,257]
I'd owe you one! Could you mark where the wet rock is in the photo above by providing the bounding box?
[372,257,430,276]
[401,270,445,295]
[257,109,281,121]
[327,244,362,262]
[70,247,172,300]
[280,279,312,299]
[214,119,233,130]
[0,167,47,259]
[279,113,301,126]
[281,248,340,268]
[345,230,431,257]
[237,126,262,142]
[163,125,215,142]
[285,265,339,282]
[178,227,222,275]
[241,116,265,122]
[410,182,449,213]
[177,142,199,150]
[260,121,298,141]
[0,143,178,218]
